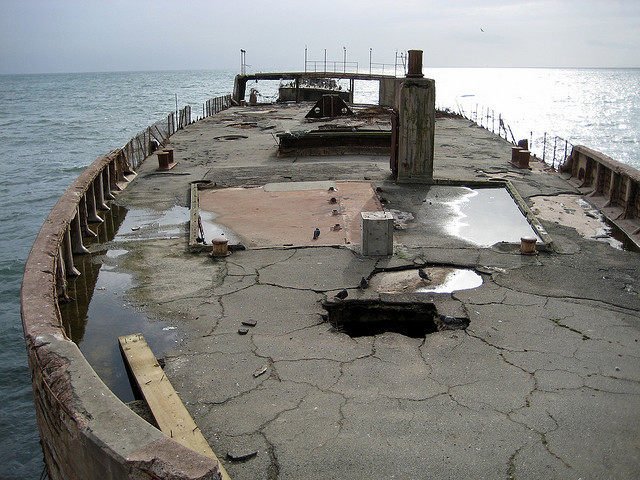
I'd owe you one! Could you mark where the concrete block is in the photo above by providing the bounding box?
[361,211,394,256]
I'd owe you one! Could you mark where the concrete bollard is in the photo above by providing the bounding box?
[361,211,394,256]
[520,236,537,255]
[211,237,229,257]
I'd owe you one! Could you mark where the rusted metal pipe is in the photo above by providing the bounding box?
[406,50,424,78]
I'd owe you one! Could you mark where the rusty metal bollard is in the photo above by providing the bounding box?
[520,236,537,255]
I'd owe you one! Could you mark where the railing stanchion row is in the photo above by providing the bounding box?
[51,94,233,302]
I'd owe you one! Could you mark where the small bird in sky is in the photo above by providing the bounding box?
[418,268,431,281]
[313,227,320,240]
[335,289,348,300]
[480,27,485,32]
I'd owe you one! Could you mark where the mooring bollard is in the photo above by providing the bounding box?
[211,237,229,257]
[157,151,171,170]
[520,236,537,255]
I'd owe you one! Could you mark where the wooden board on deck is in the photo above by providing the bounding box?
[118,333,230,480]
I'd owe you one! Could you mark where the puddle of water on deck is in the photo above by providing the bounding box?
[421,187,540,247]
[61,206,181,402]
[416,269,483,293]
[114,205,190,240]
[199,210,242,244]
[370,268,483,294]
[62,261,178,402]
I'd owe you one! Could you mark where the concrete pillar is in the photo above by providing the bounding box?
[56,245,69,301]
[396,77,436,183]
[103,168,116,200]
[79,195,98,237]
[93,176,109,211]
[233,75,248,104]
[63,228,81,277]
[623,180,638,219]
[85,185,103,224]
[392,49,436,183]
[378,78,403,107]
[70,208,90,254]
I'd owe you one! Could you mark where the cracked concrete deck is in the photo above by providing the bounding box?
[111,103,640,479]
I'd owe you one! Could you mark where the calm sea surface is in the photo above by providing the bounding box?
[0,68,638,478]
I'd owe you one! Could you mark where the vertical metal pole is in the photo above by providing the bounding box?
[552,136,557,169]
[492,110,495,133]
[394,50,398,77]
[369,48,372,75]
[343,47,346,73]
[542,132,547,163]
[304,46,307,73]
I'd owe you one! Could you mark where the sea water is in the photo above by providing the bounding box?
[0,68,638,479]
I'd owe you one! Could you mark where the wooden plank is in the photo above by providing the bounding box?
[118,333,231,480]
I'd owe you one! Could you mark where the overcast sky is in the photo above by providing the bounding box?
[1,0,638,74]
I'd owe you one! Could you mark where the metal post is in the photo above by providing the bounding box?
[304,46,307,73]
[542,132,547,163]
[552,136,558,169]
[369,48,372,75]
[394,50,398,77]
[343,47,346,73]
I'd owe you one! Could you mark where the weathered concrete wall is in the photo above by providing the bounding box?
[568,144,640,247]
[20,98,233,479]
[378,78,401,107]
[396,78,436,183]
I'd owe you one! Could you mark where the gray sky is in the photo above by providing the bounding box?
[1,0,638,74]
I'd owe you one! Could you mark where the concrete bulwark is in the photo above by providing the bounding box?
[22,93,640,479]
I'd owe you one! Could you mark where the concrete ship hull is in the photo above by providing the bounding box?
[21,67,640,479]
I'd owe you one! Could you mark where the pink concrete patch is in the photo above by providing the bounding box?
[199,181,382,247]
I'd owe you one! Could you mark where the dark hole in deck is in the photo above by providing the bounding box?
[324,299,442,338]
